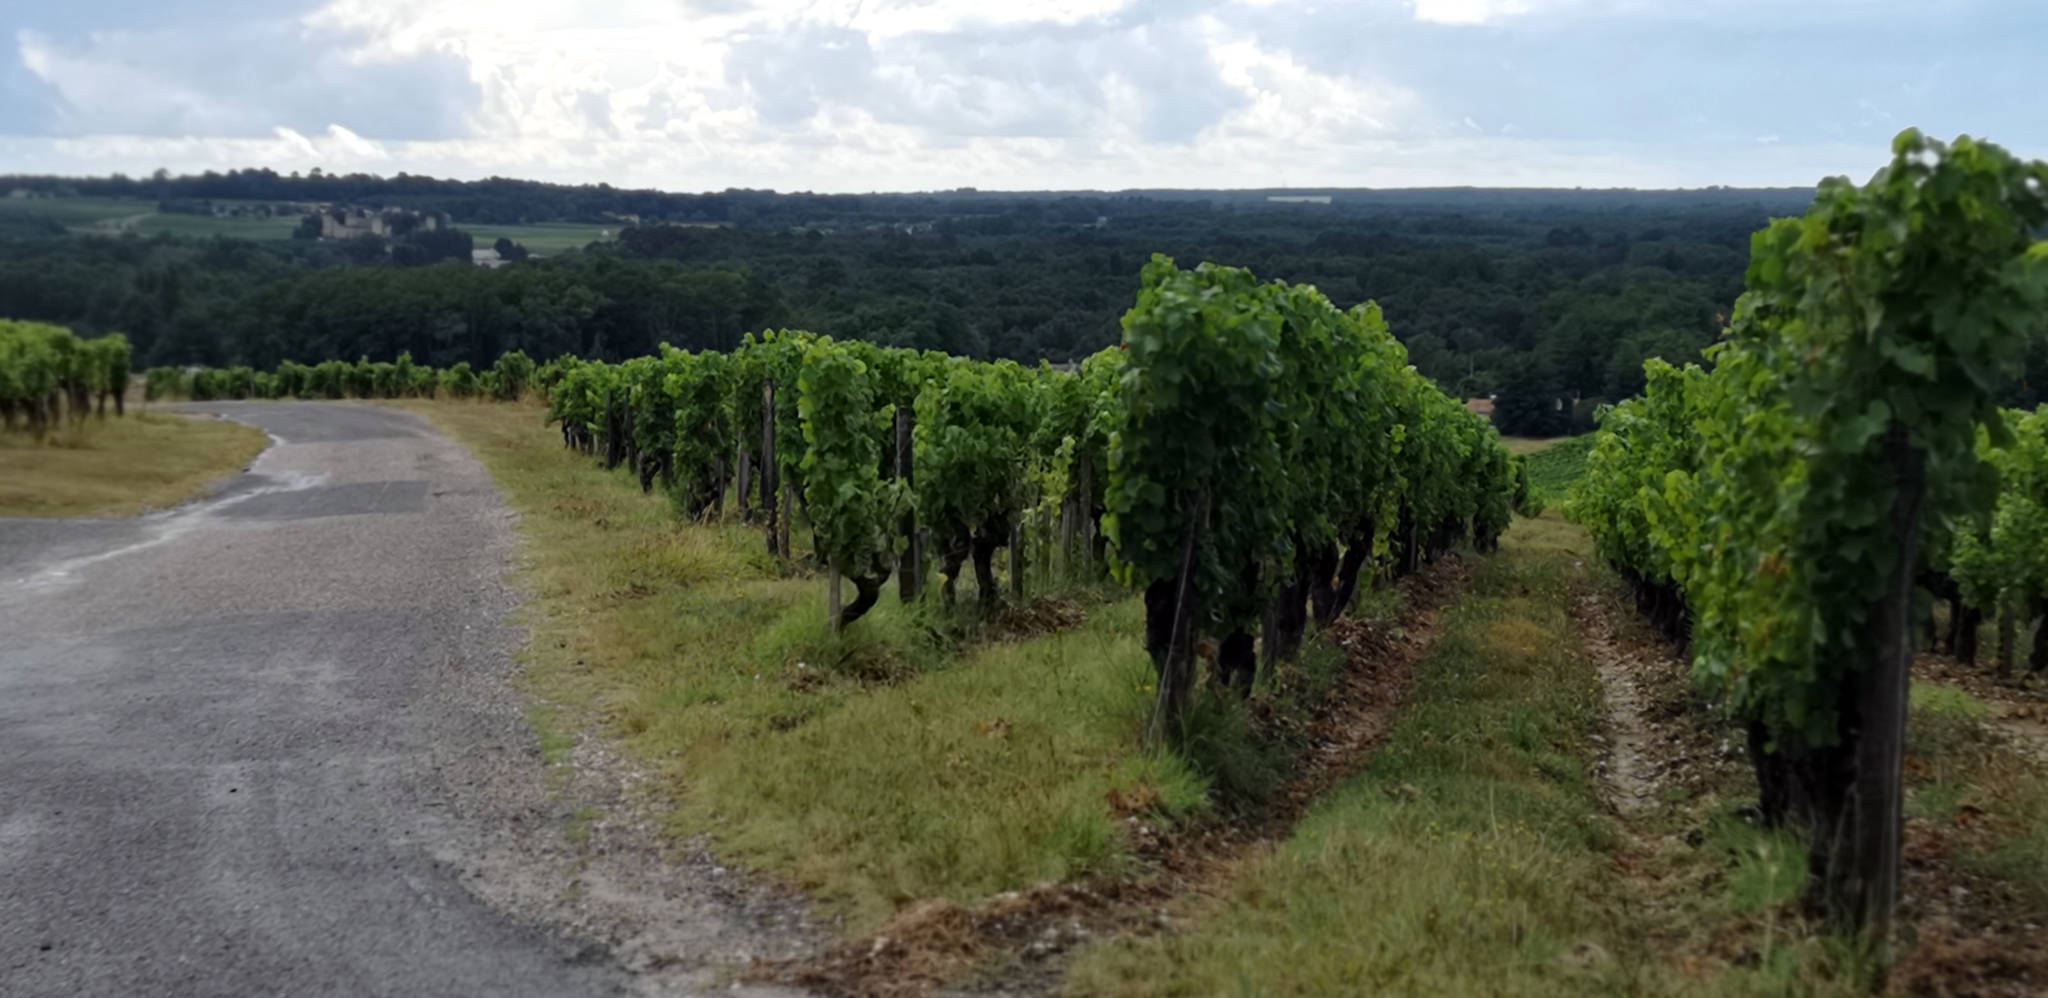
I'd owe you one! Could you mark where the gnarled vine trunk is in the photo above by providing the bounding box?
[1948,590,1981,664]
[1324,530,1374,627]
[971,531,1001,613]
[1263,540,1311,667]
[1998,597,2017,674]
[836,554,890,630]
[2030,596,2048,674]
[1306,541,1340,626]
[1216,629,1256,696]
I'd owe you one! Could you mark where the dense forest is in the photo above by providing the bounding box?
[10,168,2036,435]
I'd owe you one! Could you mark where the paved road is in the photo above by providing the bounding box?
[0,404,631,997]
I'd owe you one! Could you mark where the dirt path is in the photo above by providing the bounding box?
[758,557,1479,998]
[1572,593,1667,816]
[1987,700,2048,766]
[1566,586,1736,832]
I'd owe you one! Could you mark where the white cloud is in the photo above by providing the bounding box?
[4,0,2044,189]
[1410,0,1535,25]
[1207,37,1419,141]
[18,29,230,134]
[272,125,320,158]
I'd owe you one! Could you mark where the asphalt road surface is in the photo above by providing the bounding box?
[0,404,635,997]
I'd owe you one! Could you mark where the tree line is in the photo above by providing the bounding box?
[4,180,1965,428]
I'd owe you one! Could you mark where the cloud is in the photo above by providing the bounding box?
[1410,0,1535,25]
[0,128,1880,191]
[14,19,479,140]
[0,0,2043,190]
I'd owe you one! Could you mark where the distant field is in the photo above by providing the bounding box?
[0,195,146,227]
[1521,434,1593,505]
[3,195,619,250]
[0,195,298,238]
[463,222,617,253]
[133,212,301,240]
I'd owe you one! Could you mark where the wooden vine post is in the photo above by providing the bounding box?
[761,380,779,557]
[1040,505,1055,591]
[827,556,844,633]
[1060,488,1077,574]
[1009,522,1025,603]
[1076,455,1096,566]
[735,434,751,520]
[1143,490,1206,749]
[894,405,918,602]
[780,482,793,563]
[1997,596,2017,673]
[1841,425,1923,949]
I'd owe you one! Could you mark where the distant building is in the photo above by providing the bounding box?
[471,248,509,269]
[6,188,47,200]
[1267,195,1333,205]
[1465,397,1496,421]
[317,206,444,240]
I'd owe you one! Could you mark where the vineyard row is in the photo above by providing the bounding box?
[0,319,134,433]
[138,255,1532,733]
[1566,130,2048,937]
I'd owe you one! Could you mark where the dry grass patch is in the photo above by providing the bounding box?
[0,411,268,517]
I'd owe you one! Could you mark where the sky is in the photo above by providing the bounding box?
[0,0,2042,192]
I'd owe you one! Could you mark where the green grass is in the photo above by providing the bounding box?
[674,596,1210,921]
[1524,434,1593,506]
[1903,681,2048,906]
[132,212,300,240]
[0,410,270,516]
[463,222,617,254]
[0,195,301,239]
[1064,514,1884,997]
[1971,775,2048,905]
[0,194,147,227]
[1066,516,1628,996]
[411,400,1208,929]
[564,806,604,846]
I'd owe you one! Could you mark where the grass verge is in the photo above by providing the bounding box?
[0,411,269,517]
[408,400,1209,930]
[1061,511,1937,996]
[1065,510,1623,995]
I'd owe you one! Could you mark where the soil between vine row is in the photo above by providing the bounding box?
[1571,571,2048,996]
